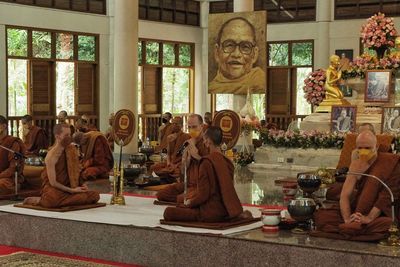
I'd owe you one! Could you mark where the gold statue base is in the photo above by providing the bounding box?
[110,194,126,205]
[315,98,351,113]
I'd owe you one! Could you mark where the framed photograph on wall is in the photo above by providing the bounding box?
[365,70,391,102]
[382,107,400,134]
[331,105,357,133]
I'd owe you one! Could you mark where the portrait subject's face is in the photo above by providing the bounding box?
[394,110,399,117]
[340,109,347,117]
[214,19,259,80]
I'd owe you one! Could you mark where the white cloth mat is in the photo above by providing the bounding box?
[0,194,262,235]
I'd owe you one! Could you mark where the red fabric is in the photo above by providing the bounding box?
[0,245,140,266]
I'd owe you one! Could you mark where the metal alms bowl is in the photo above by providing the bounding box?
[129,153,147,165]
[287,197,317,222]
[297,173,322,194]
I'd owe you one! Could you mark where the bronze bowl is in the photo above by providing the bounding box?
[38,149,48,158]
[297,172,322,197]
[139,147,155,161]
[129,153,147,165]
[287,197,317,222]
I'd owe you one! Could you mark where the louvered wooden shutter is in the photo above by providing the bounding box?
[76,63,96,115]
[267,68,291,115]
[30,61,53,115]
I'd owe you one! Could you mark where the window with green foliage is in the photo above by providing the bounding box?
[6,26,99,117]
[138,41,143,64]
[163,43,175,66]
[268,43,289,66]
[146,42,160,65]
[56,33,74,60]
[292,42,312,66]
[162,68,190,114]
[78,35,96,61]
[7,59,28,116]
[216,94,234,111]
[32,31,52,58]
[179,44,191,67]
[7,28,28,57]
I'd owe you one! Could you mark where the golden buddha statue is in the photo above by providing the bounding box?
[389,36,400,59]
[316,55,350,113]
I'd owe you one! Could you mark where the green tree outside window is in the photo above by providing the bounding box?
[7,28,28,57]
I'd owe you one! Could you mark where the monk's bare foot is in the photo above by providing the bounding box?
[23,197,40,206]
[239,210,253,219]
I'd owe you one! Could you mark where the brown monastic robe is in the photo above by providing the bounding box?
[150,131,191,183]
[156,123,173,153]
[24,125,49,156]
[156,138,209,203]
[39,145,100,208]
[105,127,114,151]
[163,152,243,222]
[81,132,114,180]
[0,136,25,193]
[312,153,400,241]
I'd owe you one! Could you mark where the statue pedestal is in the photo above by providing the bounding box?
[300,112,383,133]
[315,98,351,113]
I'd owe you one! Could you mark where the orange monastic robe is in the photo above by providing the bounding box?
[164,151,243,222]
[312,153,400,241]
[0,136,25,193]
[24,125,48,156]
[81,132,114,180]
[39,145,99,208]
[151,131,190,183]
[156,138,209,203]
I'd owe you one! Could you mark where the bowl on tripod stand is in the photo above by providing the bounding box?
[287,197,317,234]
[297,172,322,198]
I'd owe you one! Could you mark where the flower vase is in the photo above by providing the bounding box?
[374,46,388,60]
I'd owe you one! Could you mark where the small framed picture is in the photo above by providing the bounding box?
[382,107,400,134]
[365,70,391,102]
[339,84,353,97]
[335,49,353,71]
[331,105,357,133]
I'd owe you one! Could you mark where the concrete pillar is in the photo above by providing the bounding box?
[200,1,210,114]
[315,0,333,69]
[113,0,138,154]
[232,0,254,112]
[0,25,6,116]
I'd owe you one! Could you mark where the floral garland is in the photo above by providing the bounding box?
[259,129,345,150]
[240,118,260,135]
[234,151,255,167]
[303,69,326,106]
[361,12,397,49]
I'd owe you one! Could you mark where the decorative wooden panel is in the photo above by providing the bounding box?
[76,63,96,115]
[267,68,291,115]
[142,66,162,114]
[30,61,53,115]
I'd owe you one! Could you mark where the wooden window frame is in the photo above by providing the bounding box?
[5,25,99,117]
[335,0,400,20]
[138,38,195,113]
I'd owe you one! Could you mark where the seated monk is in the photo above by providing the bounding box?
[57,110,75,134]
[81,114,98,132]
[312,130,400,241]
[150,117,190,183]
[24,124,99,208]
[0,116,26,194]
[21,114,49,156]
[105,113,115,151]
[156,114,209,203]
[155,112,173,153]
[164,126,249,222]
[73,131,113,180]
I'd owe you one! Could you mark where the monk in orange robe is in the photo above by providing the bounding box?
[73,131,113,180]
[164,126,247,222]
[0,116,26,194]
[21,114,48,156]
[150,117,190,183]
[157,114,209,203]
[24,124,99,208]
[312,130,400,241]
[81,114,98,132]
[155,112,173,153]
[57,110,75,134]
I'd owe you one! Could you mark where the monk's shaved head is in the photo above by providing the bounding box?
[188,114,203,125]
[356,130,377,149]
[204,126,223,146]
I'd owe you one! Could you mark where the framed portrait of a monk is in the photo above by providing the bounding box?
[382,107,400,134]
[208,11,266,95]
[365,70,391,102]
[330,105,357,133]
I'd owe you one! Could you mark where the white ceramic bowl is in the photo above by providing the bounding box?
[261,209,281,226]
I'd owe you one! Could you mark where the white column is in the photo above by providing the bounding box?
[315,0,333,69]
[199,0,209,114]
[0,25,6,116]
[113,0,138,154]
[232,0,254,112]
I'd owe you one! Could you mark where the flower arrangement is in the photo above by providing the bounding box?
[241,115,260,135]
[361,12,397,49]
[303,69,326,106]
[343,53,399,79]
[259,129,345,150]
[234,151,255,167]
